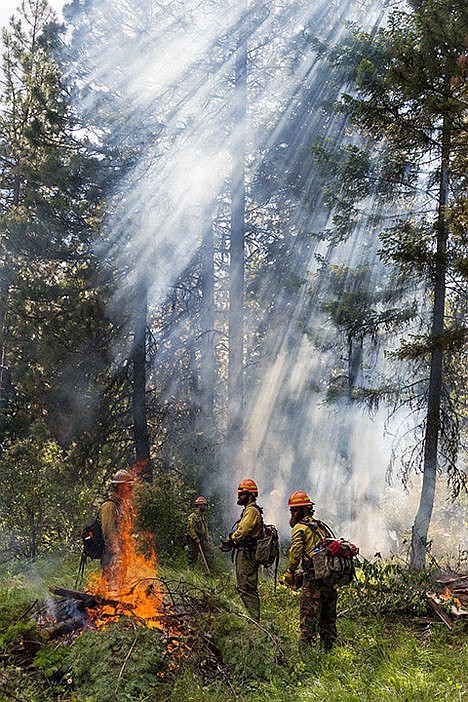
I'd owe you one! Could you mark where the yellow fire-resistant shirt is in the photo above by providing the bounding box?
[187,510,210,540]
[100,496,120,549]
[231,503,262,545]
[288,516,330,572]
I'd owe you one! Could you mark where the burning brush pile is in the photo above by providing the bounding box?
[427,574,468,629]
[28,494,197,691]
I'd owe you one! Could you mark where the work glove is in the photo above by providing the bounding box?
[220,536,234,552]
[283,569,296,590]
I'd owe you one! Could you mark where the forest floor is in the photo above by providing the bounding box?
[0,552,466,701]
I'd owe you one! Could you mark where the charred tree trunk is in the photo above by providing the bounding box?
[228,18,247,444]
[133,284,151,481]
[410,115,451,572]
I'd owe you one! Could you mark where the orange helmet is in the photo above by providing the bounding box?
[288,490,314,508]
[195,495,208,506]
[237,478,258,495]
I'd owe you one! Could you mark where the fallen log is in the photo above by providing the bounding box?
[49,587,135,610]
[426,594,454,630]
[43,617,86,639]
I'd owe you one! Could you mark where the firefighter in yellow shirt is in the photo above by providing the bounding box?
[284,490,337,650]
[100,469,135,596]
[187,496,214,572]
[221,478,262,620]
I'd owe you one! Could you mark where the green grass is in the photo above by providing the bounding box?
[0,554,465,701]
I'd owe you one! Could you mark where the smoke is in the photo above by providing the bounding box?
[64,0,466,564]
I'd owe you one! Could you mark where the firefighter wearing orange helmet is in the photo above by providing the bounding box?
[220,478,262,620]
[186,496,214,572]
[284,490,337,650]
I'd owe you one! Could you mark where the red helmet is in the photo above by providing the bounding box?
[237,478,258,495]
[195,495,208,506]
[288,490,314,508]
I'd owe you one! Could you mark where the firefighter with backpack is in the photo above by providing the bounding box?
[100,469,135,596]
[283,490,338,650]
[220,478,263,621]
[186,495,215,573]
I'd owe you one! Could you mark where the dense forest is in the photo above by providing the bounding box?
[0,0,466,699]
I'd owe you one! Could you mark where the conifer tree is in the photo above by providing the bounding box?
[0,0,107,449]
[322,0,468,569]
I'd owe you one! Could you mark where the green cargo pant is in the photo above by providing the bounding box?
[235,548,260,620]
[188,538,215,572]
[300,577,337,649]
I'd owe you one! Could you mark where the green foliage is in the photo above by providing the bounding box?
[33,644,70,683]
[0,419,95,559]
[341,558,430,617]
[0,619,40,648]
[137,469,198,558]
[209,611,288,683]
[67,620,171,701]
[0,558,465,701]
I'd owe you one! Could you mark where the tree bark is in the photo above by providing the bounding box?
[198,225,216,432]
[410,114,451,572]
[133,284,151,481]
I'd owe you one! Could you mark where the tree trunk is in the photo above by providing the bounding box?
[228,15,247,443]
[0,278,10,434]
[409,115,451,572]
[348,333,363,396]
[198,224,216,432]
[0,173,20,433]
[133,284,151,481]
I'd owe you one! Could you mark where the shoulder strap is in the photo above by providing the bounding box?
[251,503,264,533]
[230,502,263,532]
[299,519,335,539]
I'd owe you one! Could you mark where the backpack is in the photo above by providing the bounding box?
[82,517,105,560]
[230,504,281,588]
[309,538,358,586]
[301,520,358,587]
[76,497,120,588]
[255,522,280,568]
[82,497,119,560]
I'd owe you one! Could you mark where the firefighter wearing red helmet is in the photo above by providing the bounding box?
[284,490,337,650]
[220,478,262,620]
[186,496,214,572]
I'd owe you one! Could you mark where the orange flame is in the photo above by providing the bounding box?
[82,482,192,672]
[86,485,163,628]
[440,587,461,607]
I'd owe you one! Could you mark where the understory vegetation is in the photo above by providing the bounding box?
[0,554,465,702]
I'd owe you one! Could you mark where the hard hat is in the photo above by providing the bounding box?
[237,478,258,495]
[288,490,314,508]
[111,469,134,484]
[195,495,208,506]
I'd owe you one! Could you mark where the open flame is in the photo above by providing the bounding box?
[85,485,165,629]
[79,483,191,668]
[440,587,461,608]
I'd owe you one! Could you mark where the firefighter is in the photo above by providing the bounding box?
[221,478,262,621]
[100,469,135,596]
[187,496,215,572]
[283,490,338,650]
